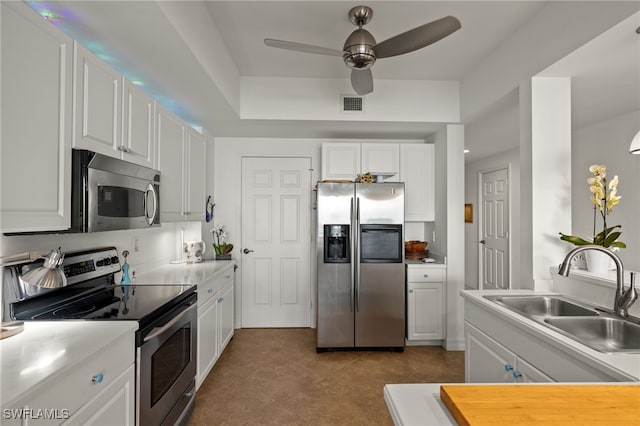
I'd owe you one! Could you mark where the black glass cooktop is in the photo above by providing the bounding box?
[14,283,196,327]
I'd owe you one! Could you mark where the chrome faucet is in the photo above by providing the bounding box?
[558,245,637,317]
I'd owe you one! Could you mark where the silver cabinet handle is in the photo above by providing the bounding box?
[207,288,213,294]
[423,274,429,278]
[92,373,104,384]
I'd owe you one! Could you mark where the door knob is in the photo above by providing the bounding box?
[480,240,486,244]
[243,248,254,254]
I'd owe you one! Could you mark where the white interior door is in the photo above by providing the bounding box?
[480,168,509,290]
[241,157,311,327]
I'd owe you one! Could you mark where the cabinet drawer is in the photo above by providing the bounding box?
[198,266,234,306]
[10,333,134,422]
[407,268,444,283]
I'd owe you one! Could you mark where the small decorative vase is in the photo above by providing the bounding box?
[585,250,611,273]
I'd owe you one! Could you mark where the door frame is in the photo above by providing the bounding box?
[239,155,315,328]
[477,165,511,290]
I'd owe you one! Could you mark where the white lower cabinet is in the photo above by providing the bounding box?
[464,297,635,382]
[465,322,552,383]
[3,328,135,426]
[196,264,235,390]
[406,265,446,342]
[64,364,135,426]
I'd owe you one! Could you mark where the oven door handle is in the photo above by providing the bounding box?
[143,303,196,343]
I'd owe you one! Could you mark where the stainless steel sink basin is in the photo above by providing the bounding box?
[484,295,598,317]
[544,317,640,352]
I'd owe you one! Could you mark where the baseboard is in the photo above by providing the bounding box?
[444,337,465,351]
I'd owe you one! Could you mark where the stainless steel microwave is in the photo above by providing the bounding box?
[71,149,160,232]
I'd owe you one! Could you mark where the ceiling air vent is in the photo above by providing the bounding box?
[341,95,364,113]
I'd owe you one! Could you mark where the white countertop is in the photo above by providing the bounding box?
[132,259,235,285]
[384,382,640,426]
[0,321,138,407]
[461,289,640,380]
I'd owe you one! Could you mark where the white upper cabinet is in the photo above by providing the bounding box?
[321,143,361,181]
[400,144,435,221]
[1,2,73,232]
[157,104,186,222]
[361,143,400,181]
[157,105,205,222]
[74,43,156,169]
[73,42,121,156]
[321,142,399,181]
[185,128,206,219]
[122,80,155,168]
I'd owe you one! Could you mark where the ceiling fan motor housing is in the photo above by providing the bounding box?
[343,29,376,69]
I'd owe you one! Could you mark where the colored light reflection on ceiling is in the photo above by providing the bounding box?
[25,1,201,132]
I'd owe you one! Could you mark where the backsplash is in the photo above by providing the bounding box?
[0,221,203,281]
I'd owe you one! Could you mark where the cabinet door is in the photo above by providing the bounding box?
[122,80,155,168]
[361,143,399,181]
[321,143,361,180]
[516,357,555,383]
[218,281,235,351]
[407,281,444,340]
[65,364,135,426]
[465,322,517,383]
[185,128,206,219]
[157,105,186,221]
[401,144,435,221]
[197,298,219,390]
[73,43,121,156]
[1,2,73,232]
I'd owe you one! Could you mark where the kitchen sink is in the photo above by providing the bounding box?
[484,295,598,318]
[544,317,640,352]
[483,294,640,353]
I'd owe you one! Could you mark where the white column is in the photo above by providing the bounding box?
[530,77,572,289]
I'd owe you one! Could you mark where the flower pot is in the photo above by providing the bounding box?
[585,250,611,273]
[215,254,231,260]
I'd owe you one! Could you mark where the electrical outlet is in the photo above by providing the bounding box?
[132,236,140,252]
[432,231,436,242]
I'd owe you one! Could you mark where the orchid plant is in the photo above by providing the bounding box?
[211,224,233,255]
[560,164,626,248]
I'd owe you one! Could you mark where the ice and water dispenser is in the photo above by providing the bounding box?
[323,225,350,263]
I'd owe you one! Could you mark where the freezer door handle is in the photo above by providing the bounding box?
[355,197,361,312]
[349,196,354,312]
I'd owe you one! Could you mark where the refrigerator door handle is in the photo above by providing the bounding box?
[349,196,354,312]
[355,196,361,312]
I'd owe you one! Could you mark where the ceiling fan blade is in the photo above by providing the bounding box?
[351,69,373,96]
[264,39,346,57]
[373,16,461,59]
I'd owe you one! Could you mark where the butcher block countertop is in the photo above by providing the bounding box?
[384,383,640,426]
[440,384,640,426]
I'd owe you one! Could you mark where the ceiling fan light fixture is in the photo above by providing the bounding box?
[343,28,376,69]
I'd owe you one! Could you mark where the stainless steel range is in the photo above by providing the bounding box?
[2,247,197,426]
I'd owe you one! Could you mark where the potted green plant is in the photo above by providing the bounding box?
[559,164,625,272]
[211,224,233,260]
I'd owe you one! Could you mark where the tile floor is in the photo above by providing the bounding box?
[189,328,465,426]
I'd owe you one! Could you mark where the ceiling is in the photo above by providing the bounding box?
[22,1,640,162]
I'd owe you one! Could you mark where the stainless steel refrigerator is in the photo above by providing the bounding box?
[316,182,405,351]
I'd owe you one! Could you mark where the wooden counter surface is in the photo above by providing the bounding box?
[440,384,640,425]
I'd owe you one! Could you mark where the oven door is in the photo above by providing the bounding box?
[137,299,197,426]
[87,167,159,232]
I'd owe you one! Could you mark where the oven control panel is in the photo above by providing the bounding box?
[62,247,121,285]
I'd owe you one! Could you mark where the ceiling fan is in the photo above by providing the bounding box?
[264,5,461,96]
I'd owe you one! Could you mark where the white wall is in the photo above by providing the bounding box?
[464,148,521,290]
[0,221,202,282]
[241,77,460,123]
[571,110,640,271]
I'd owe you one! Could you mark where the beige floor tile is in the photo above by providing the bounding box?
[189,328,464,425]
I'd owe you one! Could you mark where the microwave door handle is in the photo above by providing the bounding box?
[350,197,354,313]
[143,303,196,343]
[145,184,157,226]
